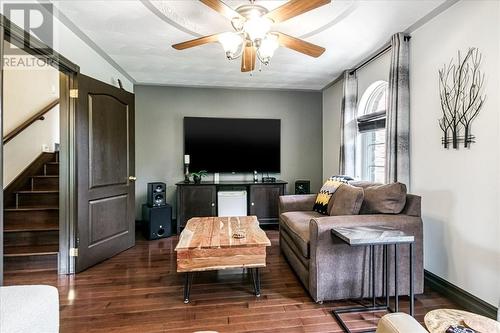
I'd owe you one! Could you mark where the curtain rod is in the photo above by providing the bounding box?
[349,43,391,75]
[322,35,411,91]
[350,35,411,75]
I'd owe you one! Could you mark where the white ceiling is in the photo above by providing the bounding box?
[53,0,447,90]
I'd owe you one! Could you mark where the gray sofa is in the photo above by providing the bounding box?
[279,182,424,303]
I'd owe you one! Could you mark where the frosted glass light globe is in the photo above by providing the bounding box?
[218,32,244,59]
[244,16,272,43]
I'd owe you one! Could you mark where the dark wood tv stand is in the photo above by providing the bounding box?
[175,180,287,234]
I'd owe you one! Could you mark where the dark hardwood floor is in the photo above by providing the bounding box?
[4,230,461,333]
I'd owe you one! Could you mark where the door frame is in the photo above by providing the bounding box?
[0,14,80,279]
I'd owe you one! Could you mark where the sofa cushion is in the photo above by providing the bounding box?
[360,182,407,214]
[280,211,322,258]
[328,184,364,216]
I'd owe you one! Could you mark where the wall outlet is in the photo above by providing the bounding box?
[41,144,50,152]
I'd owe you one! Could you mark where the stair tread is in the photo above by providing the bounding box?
[15,190,59,194]
[5,220,59,232]
[4,244,59,257]
[31,175,59,178]
[45,162,59,165]
[5,267,57,274]
[5,207,59,211]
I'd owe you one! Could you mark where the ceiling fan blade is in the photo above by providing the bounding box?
[200,0,243,21]
[277,32,325,58]
[265,0,331,23]
[241,44,256,72]
[172,34,221,50]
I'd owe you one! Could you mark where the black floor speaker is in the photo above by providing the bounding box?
[295,180,311,194]
[147,182,166,207]
[142,204,172,240]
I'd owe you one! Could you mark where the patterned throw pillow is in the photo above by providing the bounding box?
[313,176,351,215]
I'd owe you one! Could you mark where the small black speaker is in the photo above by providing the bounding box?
[295,180,310,194]
[147,182,166,207]
[142,204,172,240]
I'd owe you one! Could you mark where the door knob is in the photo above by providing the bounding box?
[211,203,215,207]
[128,176,137,181]
[251,202,255,206]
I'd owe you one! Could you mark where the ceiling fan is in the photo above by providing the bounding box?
[172,0,331,72]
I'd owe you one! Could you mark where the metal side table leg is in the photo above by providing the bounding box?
[394,244,399,312]
[385,244,390,308]
[410,242,415,316]
[371,245,376,307]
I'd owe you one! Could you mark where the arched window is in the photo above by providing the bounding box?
[356,81,388,183]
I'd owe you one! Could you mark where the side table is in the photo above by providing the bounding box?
[331,225,415,333]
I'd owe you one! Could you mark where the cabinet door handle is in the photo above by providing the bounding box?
[211,203,215,207]
[251,202,255,206]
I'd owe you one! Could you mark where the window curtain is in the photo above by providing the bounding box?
[339,70,358,177]
[385,33,410,185]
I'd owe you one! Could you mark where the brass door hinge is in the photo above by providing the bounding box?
[69,248,79,257]
[69,89,78,98]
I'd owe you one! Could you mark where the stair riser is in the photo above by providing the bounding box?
[4,254,58,274]
[4,230,59,247]
[44,164,59,175]
[5,210,59,227]
[32,177,59,191]
[16,192,59,208]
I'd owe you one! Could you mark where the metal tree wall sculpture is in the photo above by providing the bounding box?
[438,48,486,149]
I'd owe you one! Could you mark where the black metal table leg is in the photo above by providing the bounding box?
[371,245,376,307]
[409,243,414,316]
[183,272,193,304]
[384,244,389,308]
[255,268,261,297]
[394,244,399,312]
[250,268,261,297]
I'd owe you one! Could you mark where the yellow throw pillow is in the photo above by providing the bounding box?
[313,177,349,215]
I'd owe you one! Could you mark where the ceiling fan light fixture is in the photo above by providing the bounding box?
[243,16,272,43]
[218,32,244,60]
[257,33,279,65]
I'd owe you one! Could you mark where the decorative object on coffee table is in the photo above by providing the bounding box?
[175,216,271,303]
[425,309,500,333]
[438,48,486,149]
[330,225,415,333]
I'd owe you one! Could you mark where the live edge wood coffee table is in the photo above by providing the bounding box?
[175,216,271,303]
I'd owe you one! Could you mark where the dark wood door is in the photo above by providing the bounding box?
[75,74,135,272]
[249,185,284,224]
[178,185,216,231]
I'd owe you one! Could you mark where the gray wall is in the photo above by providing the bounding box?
[135,85,323,220]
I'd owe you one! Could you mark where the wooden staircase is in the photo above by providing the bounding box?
[4,152,59,274]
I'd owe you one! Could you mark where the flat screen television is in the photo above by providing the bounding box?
[184,117,281,173]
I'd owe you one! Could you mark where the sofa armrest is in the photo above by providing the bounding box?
[279,194,316,214]
[308,214,424,302]
[401,194,421,217]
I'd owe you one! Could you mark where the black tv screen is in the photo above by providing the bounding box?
[184,117,281,173]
